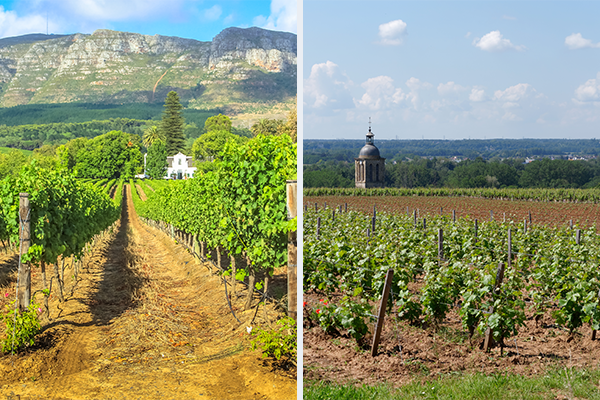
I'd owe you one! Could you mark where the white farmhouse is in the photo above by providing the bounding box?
[166,152,196,179]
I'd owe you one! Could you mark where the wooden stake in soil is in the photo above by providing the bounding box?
[413,210,417,227]
[317,217,321,239]
[345,203,347,212]
[490,210,493,221]
[286,180,297,320]
[524,219,528,234]
[244,261,256,311]
[484,262,505,353]
[371,269,394,357]
[452,210,456,223]
[371,216,376,233]
[474,219,478,241]
[17,193,31,312]
[230,255,237,298]
[576,229,581,245]
[438,228,443,264]
[507,228,512,269]
[529,211,532,225]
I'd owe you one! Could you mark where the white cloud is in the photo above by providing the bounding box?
[304,61,354,110]
[203,5,222,21]
[378,19,407,46]
[573,72,600,104]
[0,6,60,37]
[473,30,526,52]
[494,83,534,102]
[355,76,406,110]
[565,33,600,50]
[502,15,517,21]
[469,88,486,102]
[253,0,296,33]
[438,81,467,97]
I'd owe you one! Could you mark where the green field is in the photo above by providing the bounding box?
[0,147,32,156]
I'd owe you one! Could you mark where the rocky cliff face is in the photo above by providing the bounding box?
[0,27,296,108]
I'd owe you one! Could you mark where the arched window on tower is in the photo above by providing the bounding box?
[368,163,373,182]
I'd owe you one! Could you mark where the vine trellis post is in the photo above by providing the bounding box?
[17,192,31,312]
[371,268,394,357]
[286,180,297,321]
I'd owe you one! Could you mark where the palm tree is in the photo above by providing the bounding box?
[143,125,165,148]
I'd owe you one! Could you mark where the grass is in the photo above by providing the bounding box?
[0,147,32,156]
[304,367,600,400]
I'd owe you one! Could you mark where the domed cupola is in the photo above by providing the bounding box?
[355,119,385,188]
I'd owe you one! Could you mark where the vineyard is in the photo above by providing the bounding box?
[303,199,600,386]
[0,134,296,399]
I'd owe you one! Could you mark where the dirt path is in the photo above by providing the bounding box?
[0,186,295,399]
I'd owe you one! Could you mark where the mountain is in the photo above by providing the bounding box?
[0,27,296,112]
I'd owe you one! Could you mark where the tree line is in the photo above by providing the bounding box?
[305,157,600,189]
[305,138,600,163]
[1,91,297,181]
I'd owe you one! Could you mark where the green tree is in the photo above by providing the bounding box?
[57,137,88,171]
[146,140,167,179]
[159,91,186,156]
[251,118,284,137]
[75,131,143,180]
[142,125,164,148]
[191,130,246,161]
[204,114,232,133]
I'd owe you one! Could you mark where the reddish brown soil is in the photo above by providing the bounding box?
[304,289,600,387]
[135,184,147,201]
[0,185,295,399]
[305,196,600,229]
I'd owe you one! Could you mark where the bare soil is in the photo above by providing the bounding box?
[0,185,295,399]
[304,290,600,387]
[305,195,600,229]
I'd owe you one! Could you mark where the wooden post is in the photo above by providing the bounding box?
[317,217,321,239]
[423,218,426,230]
[570,219,573,229]
[367,228,370,238]
[324,201,327,209]
[593,288,600,340]
[475,219,478,241]
[304,203,307,212]
[332,209,335,222]
[406,206,409,216]
[371,269,394,357]
[440,206,443,215]
[490,210,493,221]
[286,180,297,321]
[345,203,347,212]
[529,211,532,225]
[315,202,318,212]
[371,216,376,233]
[413,210,417,227]
[452,210,456,223]
[503,212,505,222]
[438,228,443,263]
[524,219,528,234]
[507,228,512,269]
[17,193,31,312]
[373,205,376,219]
[484,262,505,353]
[576,229,581,245]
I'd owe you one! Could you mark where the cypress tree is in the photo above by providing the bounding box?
[160,91,186,156]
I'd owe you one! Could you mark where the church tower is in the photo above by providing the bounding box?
[355,120,385,188]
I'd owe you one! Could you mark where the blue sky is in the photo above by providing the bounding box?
[0,0,296,41]
[304,1,600,140]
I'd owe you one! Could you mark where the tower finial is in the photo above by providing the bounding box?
[369,116,371,132]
